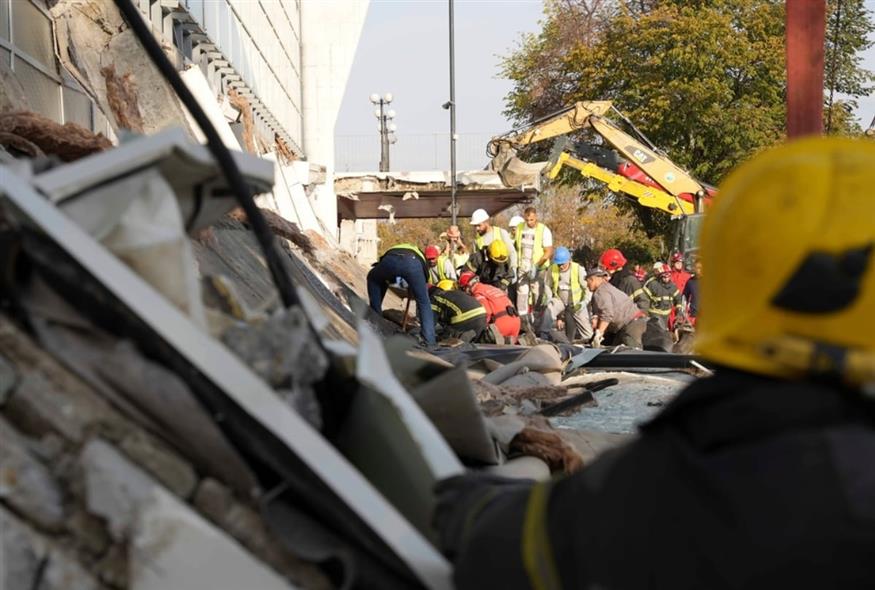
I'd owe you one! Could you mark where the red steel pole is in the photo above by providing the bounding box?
[786,0,826,138]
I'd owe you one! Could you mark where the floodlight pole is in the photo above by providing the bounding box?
[448,0,457,224]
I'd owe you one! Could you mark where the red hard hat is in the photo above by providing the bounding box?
[424,245,440,260]
[599,248,627,271]
[670,251,684,263]
[659,263,672,275]
[458,271,479,289]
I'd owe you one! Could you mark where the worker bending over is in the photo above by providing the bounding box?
[585,267,647,348]
[433,138,875,590]
[428,281,487,343]
[467,239,514,291]
[539,246,592,342]
[366,243,436,346]
[459,271,520,344]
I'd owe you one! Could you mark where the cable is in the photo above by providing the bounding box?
[112,0,298,308]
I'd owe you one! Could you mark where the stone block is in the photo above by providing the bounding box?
[0,415,65,530]
[119,430,197,499]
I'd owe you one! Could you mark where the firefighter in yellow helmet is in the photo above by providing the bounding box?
[467,235,516,292]
[433,138,875,589]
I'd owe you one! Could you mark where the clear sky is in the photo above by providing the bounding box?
[335,0,875,172]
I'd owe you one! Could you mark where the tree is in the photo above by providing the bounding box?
[824,0,875,134]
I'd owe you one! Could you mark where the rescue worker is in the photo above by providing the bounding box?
[425,244,456,285]
[433,138,875,590]
[459,271,520,344]
[470,208,517,279]
[539,246,593,342]
[367,243,435,346]
[428,280,487,343]
[669,251,692,292]
[508,214,524,240]
[600,248,648,310]
[642,262,685,352]
[585,267,647,349]
[683,257,702,323]
[467,239,514,291]
[514,207,554,324]
[442,225,469,271]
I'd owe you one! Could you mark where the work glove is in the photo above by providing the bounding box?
[590,329,604,348]
[433,472,534,559]
[528,268,537,282]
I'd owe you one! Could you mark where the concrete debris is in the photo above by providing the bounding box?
[0,506,102,590]
[51,0,193,136]
[222,307,328,428]
[193,479,333,589]
[0,415,66,531]
[131,489,299,590]
[0,111,112,161]
[228,89,256,153]
[510,422,584,474]
[0,131,45,159]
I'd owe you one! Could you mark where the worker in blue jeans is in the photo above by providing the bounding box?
[367,243,437,346]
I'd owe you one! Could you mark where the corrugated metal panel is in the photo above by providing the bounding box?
[12,0,53,68]
[15,59,61,121]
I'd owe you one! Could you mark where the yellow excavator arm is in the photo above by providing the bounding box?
[489,100,707,200]
[547,152,695,216]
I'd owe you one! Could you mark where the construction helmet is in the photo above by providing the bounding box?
[436,279,456,291]
[553,246,572,265]
[488,239,509,263]
[470,209,490,225]
[424,245,440,260]
[458,271,479,290]
[508,215,524,229]
[600,248,627,271]
[696,137,875,388]
[670,251,684,263]
[657,263,672,276]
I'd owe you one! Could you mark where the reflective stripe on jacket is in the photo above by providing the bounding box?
[643,277,683,316]
[431,292,487,325]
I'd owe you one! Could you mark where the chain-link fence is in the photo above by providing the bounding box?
[335,132,499,172]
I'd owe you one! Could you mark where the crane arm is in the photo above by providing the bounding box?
[487,101,613,156]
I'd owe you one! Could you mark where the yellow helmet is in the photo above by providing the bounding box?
[488,239,509,263]
[436,279,456,291]
[696,137,875,388]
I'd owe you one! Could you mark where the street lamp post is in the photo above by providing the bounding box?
[370,93,397,172]
[447,0,457,224]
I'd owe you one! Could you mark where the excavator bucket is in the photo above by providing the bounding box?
[488,144,547,188]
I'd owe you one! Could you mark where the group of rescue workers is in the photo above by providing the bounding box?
[366,205,701,349]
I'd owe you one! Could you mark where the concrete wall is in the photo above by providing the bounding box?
[301,1,370,240]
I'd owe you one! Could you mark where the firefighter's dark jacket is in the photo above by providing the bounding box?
[611,268,648,310]
[439,370,875,589]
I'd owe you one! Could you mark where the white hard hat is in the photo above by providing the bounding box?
[508,215,524,228]
[469,208,490,225]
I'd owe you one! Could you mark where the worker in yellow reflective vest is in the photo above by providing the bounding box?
[425,245,457,285]
[538,246,592,342]
[515,207,554,324]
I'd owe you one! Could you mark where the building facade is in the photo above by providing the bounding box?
[0,0,368,241]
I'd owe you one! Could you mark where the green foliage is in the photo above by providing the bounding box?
[501,0,874,240]
[825,0,875,134]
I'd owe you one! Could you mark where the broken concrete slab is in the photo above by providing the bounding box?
[0,415,65,531]
[131,489,299,590]
[0,506,101,590]
[118,430,197,499]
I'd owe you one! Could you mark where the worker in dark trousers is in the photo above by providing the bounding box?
[432,138,875,590]
[367,243,436,346]
[600,248,648,310]
[683,257,702,324]
[641,262,685,351]
[428,280,488,343]
[585,268,647,348]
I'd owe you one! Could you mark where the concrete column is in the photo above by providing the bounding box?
[301,1,370,241]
